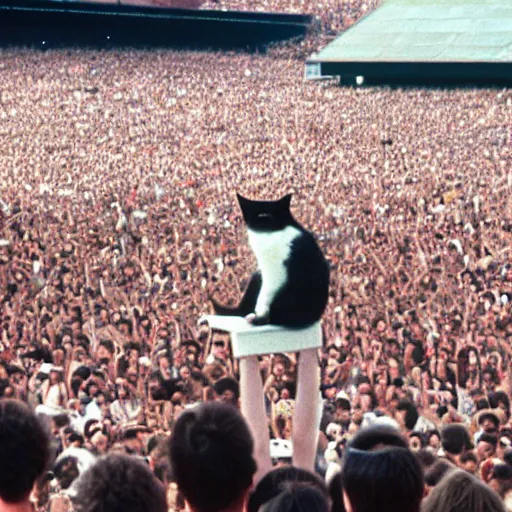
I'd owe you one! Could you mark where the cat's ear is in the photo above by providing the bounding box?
[278,194,292,210]
[237,193,251,220]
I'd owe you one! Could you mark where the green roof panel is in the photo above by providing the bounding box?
[307,0,512,85]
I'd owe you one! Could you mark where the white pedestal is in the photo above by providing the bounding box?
[198,315,322,358]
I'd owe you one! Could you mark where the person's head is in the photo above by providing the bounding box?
[168,402,256,512]
[341,446,424,512]
[488,391,510,420]
[115,379,129,400]
[49,367,63,384]
[348,424,407,451]
[459,451,478,474]
[213,377,240,407]
[395,401,419,433]
[148,372,168,401]
[422,469,506,512]
[335,392,351,425]
[426,430,441,450]
[477,433,498,462]
[273,361,286,378]
[415,449,437,469]
[91,431,109,455]
[179,365,191,381]
[122,427,148,455]
[424,460,455,494]
[478,411,500,434]
[441,424,473,459]
[339,425,421,512]
[96,340,114,363]
[488,463,512,498]
[248,466,328,512]
[260,483,329,512]
[53,456,80,490]
[497,435,512,460]
[75,453,167,512]
[0,399,51,504]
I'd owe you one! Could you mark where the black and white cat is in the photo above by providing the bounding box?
[210,193,329,328]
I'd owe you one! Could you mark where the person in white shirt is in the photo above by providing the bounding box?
[40,367,68,410]
[109,378,142,425]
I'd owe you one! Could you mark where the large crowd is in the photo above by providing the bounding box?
[1,0,512,510]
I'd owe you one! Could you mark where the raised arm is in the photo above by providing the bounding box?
[239,356,272,486]
[292,347,321,472]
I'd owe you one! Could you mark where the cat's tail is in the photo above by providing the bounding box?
[209,296,243,316]
[208,271,262,318]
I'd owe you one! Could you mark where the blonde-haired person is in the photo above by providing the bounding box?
[422,469,505,512]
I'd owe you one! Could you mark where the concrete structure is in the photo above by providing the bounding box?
[307,0,512,85]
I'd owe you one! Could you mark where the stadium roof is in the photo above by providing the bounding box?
[0,0,312,49]
[306,0,512,85]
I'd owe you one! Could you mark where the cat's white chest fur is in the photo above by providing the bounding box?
[247,226,301,317]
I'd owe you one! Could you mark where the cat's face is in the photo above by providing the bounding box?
[237,194,293,232]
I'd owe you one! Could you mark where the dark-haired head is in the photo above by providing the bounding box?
[491,463,512,482]
[489,464,512,499]
[489,391,510,420]
[503,448,512,466]
[169,402,256,512]
[424,460,455,489]
[441,424,473,456]
[75,453,167,512]
[341,446,424,512]
[415,449,437,469]
[0,399,51,504]
[260,483,329,512]
[248,466,328,512]
[327,472,346,512]
[348,424,407,451]
[396,401,419,432]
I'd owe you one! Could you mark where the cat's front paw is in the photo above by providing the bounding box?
[245,313,257,324]
[248,314,270,326]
